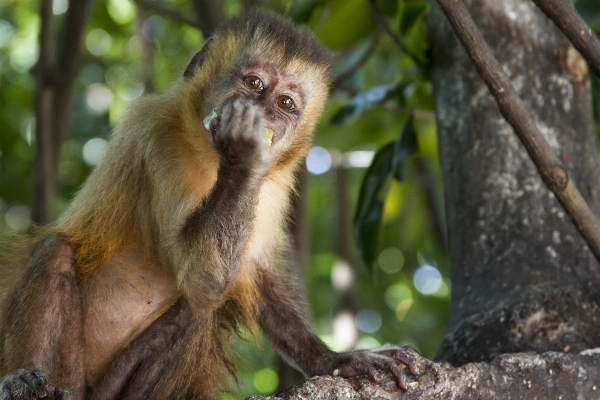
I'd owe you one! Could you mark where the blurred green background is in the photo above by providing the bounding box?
[1,0,600,397]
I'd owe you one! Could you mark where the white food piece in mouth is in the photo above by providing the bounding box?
[202,110,220,132]
[265,128,273,146]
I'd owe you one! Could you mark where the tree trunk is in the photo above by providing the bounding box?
[426,0,600,365]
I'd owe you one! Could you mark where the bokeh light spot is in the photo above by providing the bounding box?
[355,309,382,333]
[82,137,108,167]
[86,29,113,57]
[306,146,331,175]
[333,311,357,351]
[252,368,278,394]
[413,265,443,295]
[384,283,412,310]
[5,205,30,232]
[378,247,404,274]
[86,84,113,115]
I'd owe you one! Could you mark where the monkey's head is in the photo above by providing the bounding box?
[181,9,332,167]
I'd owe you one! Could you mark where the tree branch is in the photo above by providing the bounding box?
[53,0,92,148]
[132,0,201,29]
[247,351,600,399]
[531,0,600,78]
[434,0,600,263]
[191,0,226,37]
[31,0,56,224]
[366,0,425,70]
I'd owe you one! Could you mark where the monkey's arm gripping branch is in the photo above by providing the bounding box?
[256,269,420,390]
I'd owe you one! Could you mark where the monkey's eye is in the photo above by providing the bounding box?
[277,95,294,111]
[244,76,263,92]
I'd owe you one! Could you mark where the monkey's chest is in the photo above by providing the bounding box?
[80,255,178,387]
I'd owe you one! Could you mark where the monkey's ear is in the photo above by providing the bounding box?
[184,38,213,80]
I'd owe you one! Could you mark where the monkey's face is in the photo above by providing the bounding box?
[204,59,307,148]
[182,12,331,168]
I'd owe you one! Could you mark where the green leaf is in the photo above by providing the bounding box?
[353,142,394,269]
[314,0,377,48]
[399,1,430,36]
[354,112,419,269]
[331,82,404,124]
[391,112,418,180]
[376,0,398,17]
[289,0,320,24]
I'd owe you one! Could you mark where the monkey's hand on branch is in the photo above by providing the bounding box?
[327,345,421,390]
[0,367,72,400]
[210,99,272,176]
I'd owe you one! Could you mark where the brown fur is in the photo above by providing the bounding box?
[0,10,333,400]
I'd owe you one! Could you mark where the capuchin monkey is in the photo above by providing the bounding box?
[0,9,419,399]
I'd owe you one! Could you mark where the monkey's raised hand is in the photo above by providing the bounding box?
[211,99,272,175]
[329,345,421,390]
[0,367,72,400]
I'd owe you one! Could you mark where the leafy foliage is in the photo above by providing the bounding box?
[353,112,418,268]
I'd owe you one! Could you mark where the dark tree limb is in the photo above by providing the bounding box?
[132,0,201,29]
[531,0,600,79]
[52,0,92,157]
[135,3,156,93]
[191,0,226,37]
[435,0,600,264]
[32,0,91,224]
[31,0,56,224]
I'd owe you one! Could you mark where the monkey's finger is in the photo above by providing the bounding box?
[336,361,381,383]
[399,345,419,357]
[390,350,420,376]
[370,357,409,390]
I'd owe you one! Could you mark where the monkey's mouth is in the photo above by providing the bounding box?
[202,110,274,146]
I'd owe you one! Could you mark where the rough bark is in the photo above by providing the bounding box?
[427,0,600,364]
[249,350,600,399]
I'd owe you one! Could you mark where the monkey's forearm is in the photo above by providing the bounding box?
[181,163,260,270]
[257,269,420,389]
[174,100,271,312]
[256,269,338,376]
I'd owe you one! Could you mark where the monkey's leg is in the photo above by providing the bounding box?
[0,233,85,399]
[256,268,421,390]
[169,99,271,315]
[89,299,222,400]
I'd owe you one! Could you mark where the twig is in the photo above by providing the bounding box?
[436,0,600,263]
[366,0,425,70]
[132,0,201,29]
[531,0,600,78]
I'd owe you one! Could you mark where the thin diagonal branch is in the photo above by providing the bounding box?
[366,0,425,70]
[531,0,600,78]
[436,0,600,263]
[132,0,201,29]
